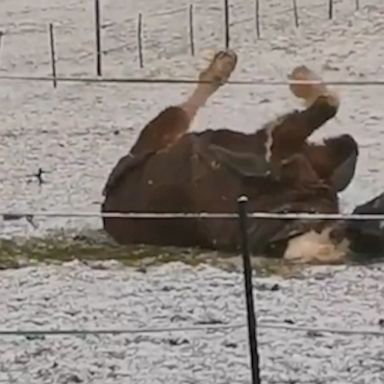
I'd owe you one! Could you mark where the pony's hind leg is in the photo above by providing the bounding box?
[130,49,238,156]
[180,49,238,119]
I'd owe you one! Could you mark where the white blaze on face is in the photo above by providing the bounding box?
[283,227,349,264]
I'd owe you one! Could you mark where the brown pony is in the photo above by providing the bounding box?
[101,50,358,263]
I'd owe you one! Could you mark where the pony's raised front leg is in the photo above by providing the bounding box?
[265,66,340,161]
[285,65,340,143]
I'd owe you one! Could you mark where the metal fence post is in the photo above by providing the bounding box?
[237,195,261,384]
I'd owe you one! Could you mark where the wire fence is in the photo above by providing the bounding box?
[0,0,370,80]
[1,74,384,86]
[1,321,384,338]
[2,210,384,221]
[1,2,382,383]
[0,0,351,38]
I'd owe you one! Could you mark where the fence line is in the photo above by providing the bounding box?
[0,74,384,86]
[2,211,384,221]
[0,322,383,338]
[231,0,344,28]
[0,7,186,38]
[0,0,354,38]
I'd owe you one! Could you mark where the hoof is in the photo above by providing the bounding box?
[288,65,325,99]
[315,92,340,110]
[288,65,340,108]
[198,49,238,85]
[323,92,339,108]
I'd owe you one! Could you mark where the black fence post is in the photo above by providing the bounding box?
[237,195,261,384]
[224,0,230,49]
[328,0,334,19]
[0,31,3,65]
[292,0,299,28]
[48,23,57,88]
[189,4,195,56]
[137,13,144,68]
[255,0,261,39]
[94,0,102,76]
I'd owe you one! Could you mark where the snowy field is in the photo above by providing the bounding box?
[1,0,384,383]
[0,261,383,384]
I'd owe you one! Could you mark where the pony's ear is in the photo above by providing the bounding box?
[329,147,358,192]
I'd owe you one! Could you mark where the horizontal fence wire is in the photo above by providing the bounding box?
[1,75,384,86]
[0,322,383,337]
[2,211,384,220]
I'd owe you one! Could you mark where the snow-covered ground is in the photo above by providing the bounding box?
[1,261,384,384]
[1,0,384,383]
[1,0,384,233]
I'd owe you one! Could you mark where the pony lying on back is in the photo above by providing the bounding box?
[101,49,382,264]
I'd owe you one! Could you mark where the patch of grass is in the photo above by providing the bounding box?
[0,229,305,277]
[0,235,195,268]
